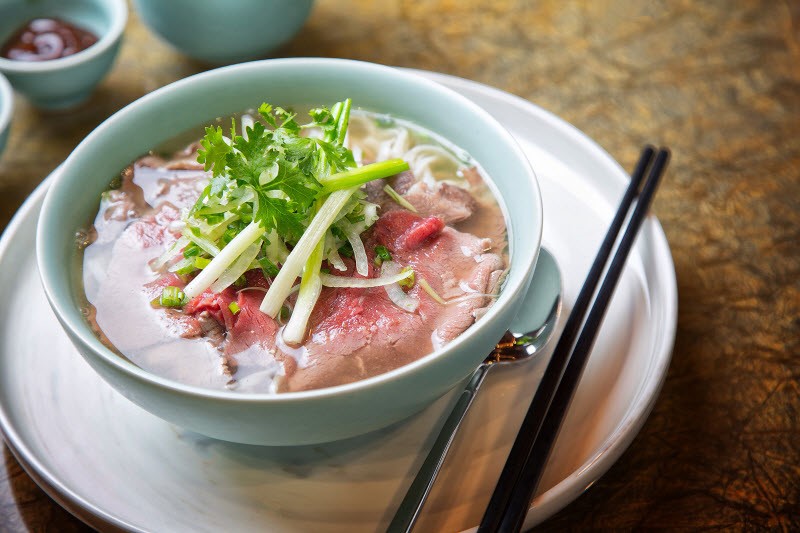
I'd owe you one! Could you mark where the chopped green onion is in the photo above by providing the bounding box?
[398,267,415,289]
[515,335,534,346]
[160,286,186,307]
[183,243,201,258]
[205,213,224,225]
[194,256,211,269]
[228,302,241,315]
[374,245,392,266]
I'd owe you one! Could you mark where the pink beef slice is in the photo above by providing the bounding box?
[364,169,476,225]
[281,210,506,392]
[185,270,285,382]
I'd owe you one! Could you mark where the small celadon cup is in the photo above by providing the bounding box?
[0,0,127,110]
[37,58,542,446]
[132,0,315,64]
[0,73,11,157]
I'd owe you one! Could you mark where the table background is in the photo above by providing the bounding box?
[1,1,798,531]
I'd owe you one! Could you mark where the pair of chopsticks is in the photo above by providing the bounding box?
[478,146,670,532]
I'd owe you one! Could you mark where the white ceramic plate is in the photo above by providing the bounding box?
[0,72,676,532]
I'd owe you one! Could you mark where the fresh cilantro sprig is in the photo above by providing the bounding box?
[177,99,410,318]
[195,103,354,242]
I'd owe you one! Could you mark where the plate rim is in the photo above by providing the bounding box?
[0,71,678,531]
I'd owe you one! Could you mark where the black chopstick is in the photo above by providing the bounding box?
[478,146,670,532]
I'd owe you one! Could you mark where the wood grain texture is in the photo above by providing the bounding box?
[0,0,797,531]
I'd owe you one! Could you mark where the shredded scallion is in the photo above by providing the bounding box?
[160,286,186,308]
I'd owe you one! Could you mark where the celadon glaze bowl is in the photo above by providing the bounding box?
[132,0,315,64]
[0,73,11,157]
[0,0,127,109]
[37,58,542,445]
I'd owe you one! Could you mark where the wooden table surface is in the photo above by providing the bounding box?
[1,1,798,531]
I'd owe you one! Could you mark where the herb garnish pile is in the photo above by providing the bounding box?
[154,99,410,344]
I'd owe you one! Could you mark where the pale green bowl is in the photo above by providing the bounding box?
[0,0,127,110]
[132,0,315,64]
[37,59,542,445]
[0,73,11,157]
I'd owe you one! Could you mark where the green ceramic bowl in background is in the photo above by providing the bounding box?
[132,0,315,64]
[37,58,542,446]
[0,0,127,110]
[0,73,11,157]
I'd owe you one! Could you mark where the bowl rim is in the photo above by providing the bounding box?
[0,0,127,73]
[0,72,12,134]
[37,57,543,403]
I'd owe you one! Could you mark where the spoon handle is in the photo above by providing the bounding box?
[387,363,492,533]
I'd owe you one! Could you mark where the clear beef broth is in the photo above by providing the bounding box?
[81,110,509,393]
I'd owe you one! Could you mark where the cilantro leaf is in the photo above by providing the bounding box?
[226,122,276,186]
[255,192,306,243]
[258,103,277,128]
[197,126,232,176]
[260,163,319,209]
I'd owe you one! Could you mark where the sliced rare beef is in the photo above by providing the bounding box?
[365,169,476,225]
[85,153,507,393]
[281,210,504,391]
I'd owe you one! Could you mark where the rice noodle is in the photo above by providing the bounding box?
[347,113,466,184]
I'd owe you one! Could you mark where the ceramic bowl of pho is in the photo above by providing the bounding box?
[37,58,542,445]
[0,0,127,109]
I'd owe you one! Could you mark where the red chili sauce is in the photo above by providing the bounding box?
[1,18,98,61]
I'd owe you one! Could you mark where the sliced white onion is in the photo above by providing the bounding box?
[385,282,418,312]
[151,235,189,271]
[184,221,265,299]
[320,269,413,288]
[339,219,368,277]
[381,261,418,312]
[210,241,261,293]
[324,231,347,271]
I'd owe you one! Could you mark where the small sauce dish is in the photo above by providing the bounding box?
[0,0,127,109]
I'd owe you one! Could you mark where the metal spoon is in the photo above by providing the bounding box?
[388,248,563,533]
